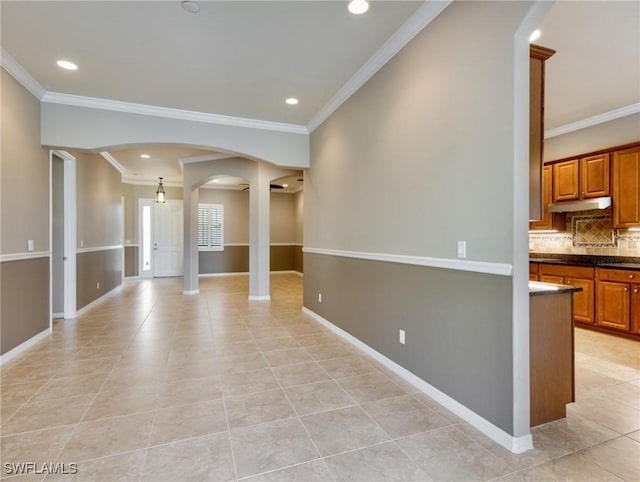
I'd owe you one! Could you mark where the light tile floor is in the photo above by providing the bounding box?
[1,274,639,481]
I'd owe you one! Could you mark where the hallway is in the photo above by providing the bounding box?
[1,274,639,481]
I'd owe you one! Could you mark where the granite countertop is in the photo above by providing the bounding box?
[529,281,583,297]
[529,254,640,271]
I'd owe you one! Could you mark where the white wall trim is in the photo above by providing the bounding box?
[270,243,303,247]
[41,91,308,135]
[303,247,513,276]
[544,102,640,139]
[125,243,139,247]
[0,48,46,99]
[75,284,123,317]
[248,295,271,301]
[0,328,51,367]
[199,271,249,278]
[52,312,64,319]
[306,0,452,132]
[99,152,126,174]
[183,289,200,295]
[76,244,123,254]
[0,251,50,262]
[302,307,533,454]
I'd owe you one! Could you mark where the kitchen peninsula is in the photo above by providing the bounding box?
[529,281,581,426]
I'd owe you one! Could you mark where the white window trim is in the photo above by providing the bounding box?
[198,203,224,252]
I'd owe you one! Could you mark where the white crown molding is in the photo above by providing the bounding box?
[545,102,640,139]
[0,251,51,263]
[1,48,47,100]
[303,247,513,276]
[121,178,183,188]
[41,91,309,135]
[99,152,126,174]
[52,150,76,161]
[306,0,452,133]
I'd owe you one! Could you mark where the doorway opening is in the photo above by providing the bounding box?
[49,150,77,321]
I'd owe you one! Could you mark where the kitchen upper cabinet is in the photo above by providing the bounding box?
[530,44,555,221]
[552,154,610,203]
[612,146,640,228]
[553,160,580,202]
[582,154,610,198]
[596,268,640,332]
[530,165,566,231]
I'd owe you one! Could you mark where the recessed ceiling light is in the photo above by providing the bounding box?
[529,29,541,43]
[181,1,200,13]
[56,60,78,71]
[285,98,299,105]
[140,154,150,159]
[348,0,369,15]
[213,179,219,183]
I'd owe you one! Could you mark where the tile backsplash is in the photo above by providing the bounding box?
[529,209,640,257]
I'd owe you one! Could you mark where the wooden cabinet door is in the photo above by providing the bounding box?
[530,166,553,229]
[581,154,610,198]
[553,160,579,202]
[613,146,640,228]
[566,277,595,325]
[540,274,565,284]
[597,281,631,331]
[632,285,640,335]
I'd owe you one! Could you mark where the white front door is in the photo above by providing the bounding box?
[153,200,183,277]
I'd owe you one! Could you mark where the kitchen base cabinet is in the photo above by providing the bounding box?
[530,291,574,427]
[596,268,640,333]
[539,264,595,325]
[596,281,631,331]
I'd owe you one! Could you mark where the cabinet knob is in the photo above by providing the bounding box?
[629,275,635,279]
[625,287,629,292]
[634,289,639,294]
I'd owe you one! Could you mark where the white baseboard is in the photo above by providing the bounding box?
[199,272,249,278]
[124,275,140,280]
[0,328,51,366]
[183,289,200,295]
[75,284,123,317]
[271,270,303,277]
[248,295,271,301]
[52,312,64,319]
[302,307,534,454]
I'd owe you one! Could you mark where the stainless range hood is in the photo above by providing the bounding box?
[548,196,612,213]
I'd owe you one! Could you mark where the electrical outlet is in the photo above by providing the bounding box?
[399,329,406,345]
[96,282,100,290]
[27,240,34,252]
[457,240,467,259]
[318,293,322,303]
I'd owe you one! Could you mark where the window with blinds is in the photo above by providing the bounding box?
[198,204,224,251]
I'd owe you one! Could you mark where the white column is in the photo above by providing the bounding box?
[249,164,271,300]
[183,187,199,295]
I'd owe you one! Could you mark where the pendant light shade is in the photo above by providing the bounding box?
[156,177,166,203]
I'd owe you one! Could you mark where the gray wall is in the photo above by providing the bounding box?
[75,151,123,309]
[1,259,50,355]
[1,68,49,254]
[304,1,532,435]
[1,68,50,355]
[544,113,640,162]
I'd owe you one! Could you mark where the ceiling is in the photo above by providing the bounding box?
[2,1,638,185]
[536,1,640,130]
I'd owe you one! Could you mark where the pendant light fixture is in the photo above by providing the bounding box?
[156,177,166,203]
